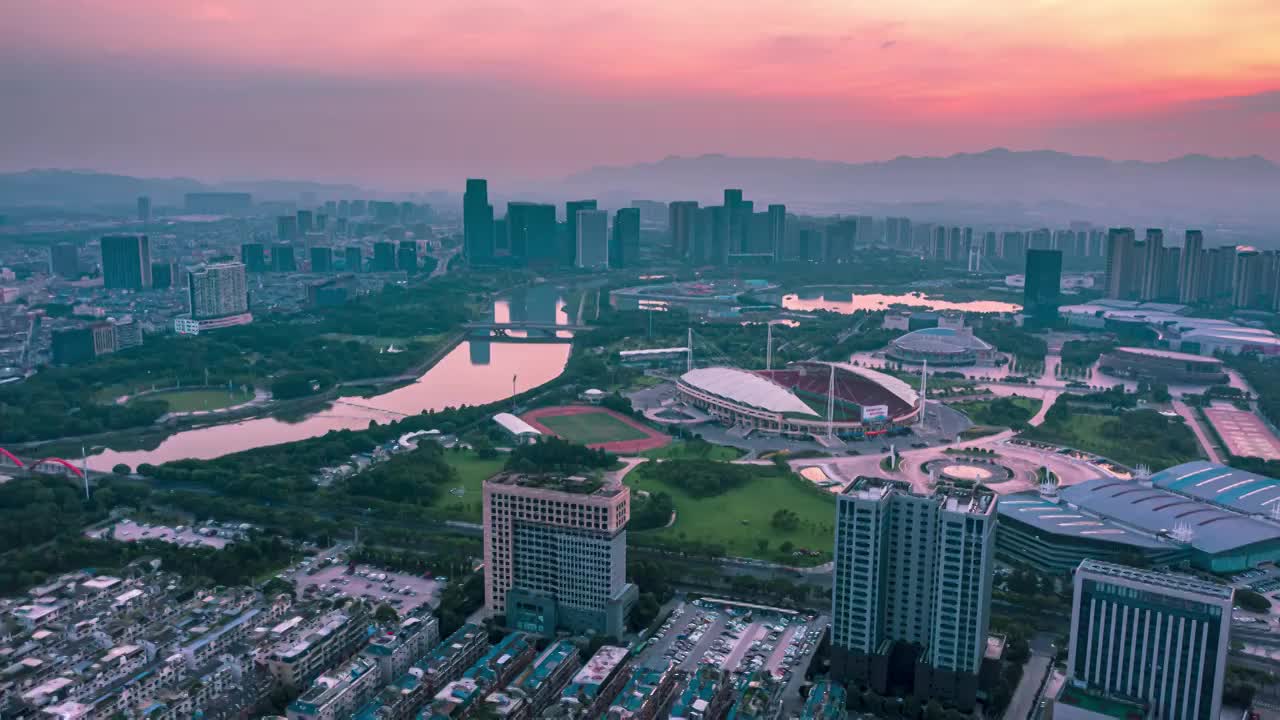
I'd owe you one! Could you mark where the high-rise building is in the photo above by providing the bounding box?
[464,179,495,264]
[831,477,997,711]
[150,261,177,290]
[483,472,637,637]
[277,216,298,243]
[1178,230,1205,303]
[669,201,699,261]
[1023,249,1062,328]
[1105,228,1138,299]
[508,202,557,266]
[610,207,640,269]
[575,209,608,269]
[564,200,597,267]
[887,217,913,250]
[826,219,857,261]
[310,246,333,273]
[372,242,396,272]
[136,196,151,223]
[187,261,249,320]
[1001,231,1026,261]
[241,243,267,272]
[49,242,79,279]
[51,324,114,365]
[344,246,363,273]
[1029,228,1052,251]
[1232,248,1262,308]
[931,226,947,260]
[296,210,313,235]
[272,244,297,272]
[397,240,418,274]
[1068,560,1232,720]
[100,234,152,290]
[1159,246,1181,301]
[1140,229,1165,301]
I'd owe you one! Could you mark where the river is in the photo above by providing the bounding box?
[85,295,573,470]
[782,289,1021,314]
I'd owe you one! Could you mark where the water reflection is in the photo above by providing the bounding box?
[783,291,1021,314]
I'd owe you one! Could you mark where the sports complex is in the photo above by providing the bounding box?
[673,361,920,442]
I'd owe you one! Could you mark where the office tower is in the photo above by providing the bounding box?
[1024,249,1062,328]
[310,246,333,273]
[702,205,728,264]
[350,199,367,217]
[150,261,176,290]
[825,219,857,261]
[183,192,251,214]
[296,210,313,235]
[397,240,418,274]
[610,207,640,269]
[722,189,750,255]
[1140,229,1165,300]
[1204,246,1237,302]
[575,209,608,269]
[831,477,997,711]
[1159,246,1181,300]
[1068,560,1232,720]
[493,217,509,255]
[564,200,597,267]
[482,472,637,637]
[49,242,79,279]
[337,200,350,218]
[187,262,249,320]
[1001,231,1026,261]
[136,196,151,223]
[1178,230,1204,303]
[1105,228,1138,299]
[630,199,668,226]
[982,231,998,258]
[344,246,363,273]
[931,226,947,259]
[1029,228,1051,250]
[669,201,699,261]
[768,205,786,261]
[100,234,152,290]
[269,244,295,272]
[464,179,495,263]
[372,241,396,271]
[507,202,557,265]
[1232,248,1262,308]
[240,243,267,272]
[277,215,298,243]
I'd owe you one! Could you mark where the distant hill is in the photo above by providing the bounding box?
[563,148,1280,228]
[0,170,371,209]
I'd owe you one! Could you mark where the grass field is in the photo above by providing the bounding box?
[625,465,836,565]
[537,412,650,445]
[436,450,506,522]
[950,396,1041,427]
[643,441,744,462]
[1019,410,1200,469]
[139,388,254,413]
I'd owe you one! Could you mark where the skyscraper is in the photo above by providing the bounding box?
[1068,560,1232,720]
[564,200,597,267]
[372,242,396,272]
[277,215,298,243]
[49,242,79,279]
[272,244,297,272]
[310,246,333,273]
[483,472,637,637]
[100,234,152,290]
[187,261,249,320]
[575,209,608,269]
[1178,230,1204,303]
[1023,249,1062,328]
[240,243,267,273]
[344,246,363,273]
[1140,229,1165,301]
[136,196,151,223]
[1232,248,1262,308]
[397,240,418,274]
[1105,228,1138,299]
[610,207,640,269]
[296,210,313,235]
[464,179,495,264]
[669,201,699,261]
[507,202,557,266]
[831,477,997,711]
[767,204,786,262]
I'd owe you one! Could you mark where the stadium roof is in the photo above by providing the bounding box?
[1151,461,1280,517]
[680,367,819,416]
[1110,347,1224,364]
[825,362,919,409]
[997,493,1175,550]
[890,327,993,355]
[1061,478,1280,555]
[493,412,541,437]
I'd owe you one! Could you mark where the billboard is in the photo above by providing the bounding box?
[861,404,889,422]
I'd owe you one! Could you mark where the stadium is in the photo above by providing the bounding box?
[886,327,996,366]
[675,361,920,441]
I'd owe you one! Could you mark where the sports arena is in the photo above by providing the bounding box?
[675,361,920,441]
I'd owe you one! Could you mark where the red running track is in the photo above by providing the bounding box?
[521,405,671,454]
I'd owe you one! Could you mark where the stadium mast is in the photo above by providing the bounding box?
[826,363,836,438]
[766,322,773,371]
[686,327,693,372]
[919,359,929,431]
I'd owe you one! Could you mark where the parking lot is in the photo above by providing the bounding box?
[290,562,445,615]
[639,597,828,711]
[88,519,245,549]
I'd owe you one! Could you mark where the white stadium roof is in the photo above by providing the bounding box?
[493,412,541,436]
[826,362,920,408]
[680,367,819,416]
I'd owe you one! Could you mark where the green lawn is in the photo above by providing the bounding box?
[435,450,507,522]
[625,464,836,565]
[643,441,744,462]
[138,388,254,413]
[950,396,1041,427]
[536,412,649,445]
[1019,408,1201,469]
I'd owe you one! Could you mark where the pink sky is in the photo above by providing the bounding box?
[2,0,1278,186]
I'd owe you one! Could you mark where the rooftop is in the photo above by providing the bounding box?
[681,367,818,417]
[1109,346,1224,364]
[494,412,541,437]
[1055,682,1149,720]
[998,493,1176,550]
[486,472,615,497]
[1078,559,1234,600]
[1151,461,1280,518]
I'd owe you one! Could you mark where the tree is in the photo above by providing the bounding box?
[779,540,794,554]
[1236,588,1271,613]
[756,538,770,553]
[112,463,131,475]
[374,603,398,624]
[771,508,800,532]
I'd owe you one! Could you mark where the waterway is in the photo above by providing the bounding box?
[86,294,573,470]
[782,290,1021,314]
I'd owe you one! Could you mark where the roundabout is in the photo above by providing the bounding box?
[922,457,1013,485]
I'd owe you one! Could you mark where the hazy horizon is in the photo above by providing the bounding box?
[3,1,1278,187]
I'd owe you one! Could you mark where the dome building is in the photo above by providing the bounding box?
[886,327,996,366]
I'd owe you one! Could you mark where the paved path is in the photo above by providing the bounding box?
[1171,399,1223,463]
[1005,654,1052,720]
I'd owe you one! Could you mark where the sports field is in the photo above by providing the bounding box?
[522,405,670,453]
[138,388,253,413]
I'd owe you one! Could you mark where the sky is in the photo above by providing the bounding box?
[2,0,1278,188]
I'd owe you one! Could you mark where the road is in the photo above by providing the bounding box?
[1004,633,1057,720]
[1171,399,1224,463]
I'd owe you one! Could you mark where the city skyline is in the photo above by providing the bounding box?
[3,1,1279,186]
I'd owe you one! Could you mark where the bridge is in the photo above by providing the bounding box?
[463,321,587,341]
[329,400,411,418]
[0,448,91,478]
